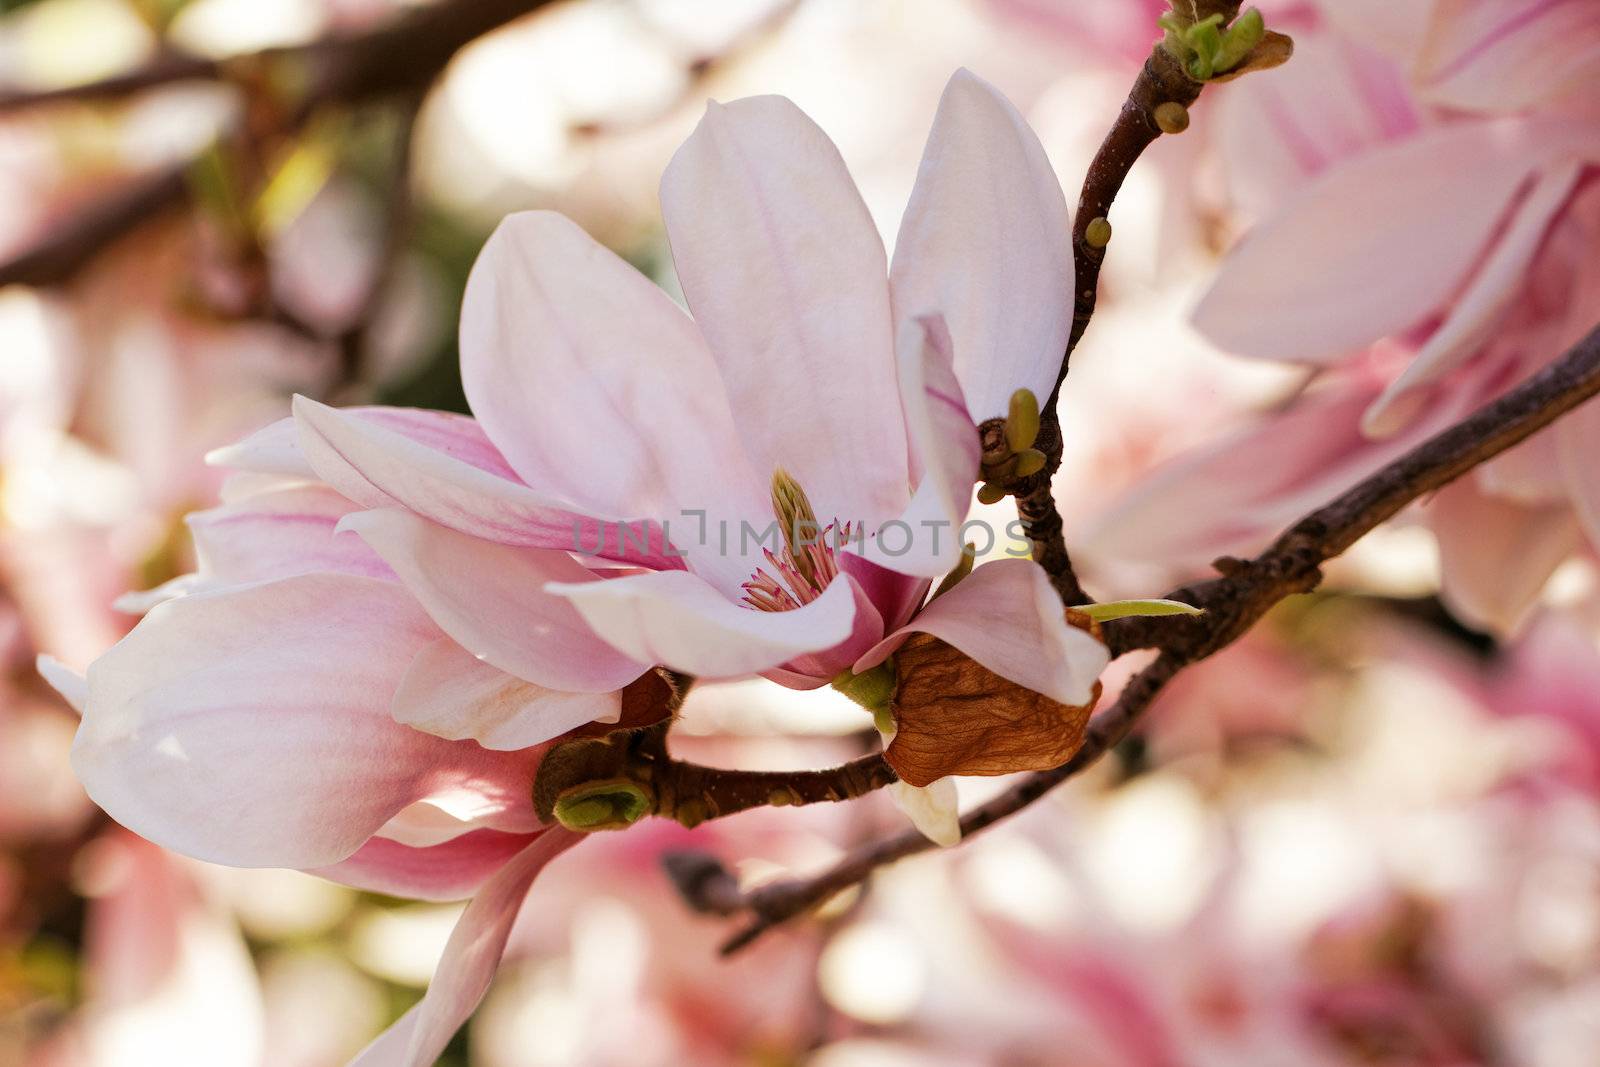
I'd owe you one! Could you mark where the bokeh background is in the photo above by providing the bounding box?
[4,1,1599,1064]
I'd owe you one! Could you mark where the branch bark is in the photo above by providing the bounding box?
[1004,44,1211,606]
[715,319,1600,953]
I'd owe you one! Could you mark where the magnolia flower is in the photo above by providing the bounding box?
[46,69,1110,1064]
[41,452,609,1066]
[243,69,1105,835]
[1089,0,1600,632]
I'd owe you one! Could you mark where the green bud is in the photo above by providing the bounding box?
[553,779,653,831]
[832,659,897,714]
[1215,8,1265,74]
[1006,388,1041,452]
[976,482,1007,506]
[1153,101,1190,134]
[1084,216,1113,249]
[1079,598,1205,622]
[1013,448,1047,478]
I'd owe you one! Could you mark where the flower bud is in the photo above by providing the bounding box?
[553,780,653,831]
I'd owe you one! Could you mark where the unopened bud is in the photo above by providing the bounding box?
[1085,217,1113,249]
[976,482,1007,505]
[1013,448,1047,478]
[1215,8,1265,74]
[1006,388,1041,452]
[553,779,653,831]
[1154,101,1190,134]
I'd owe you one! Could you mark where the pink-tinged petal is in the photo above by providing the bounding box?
[120,483,394,612]
[890,69,1073,419]
[208,406,521,481]
[1317,0,1435,61]
[547,568,862,679]
[460,211,764,533]
[338,508,648,693]
[861,315,981,579]
[1427,479,1580,635]
[1195,121,1558,364]
[1216,36,1421,219]
[840,551,929,634]
[391,636,620,750]
[1477,428,1568,505]
[889,777,960,847]
[660,95,907,526]
[771,573,886,684]
[858,558,1108,708]
[1365,162,1584,435]
[1082,378,1446,570]
[37,654,87,713]
[1419,0,1600,112]
[349,829,582,1067]
[74,573,536,869]
[310,829,536,903]
[79,833,263,1067]
[293,396,682,570]
[1557,397,1600,545]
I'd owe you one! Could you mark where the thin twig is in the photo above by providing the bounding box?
[717,319,1600,952]
[0,164,189,288]
[1005,41,1215,605]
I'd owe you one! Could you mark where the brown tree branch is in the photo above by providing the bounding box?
[1002,41,1216,606]
[0,163,189,288]
[713,319,1600,953]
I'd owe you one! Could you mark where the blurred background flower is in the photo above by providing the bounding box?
[3,0,1599,1064]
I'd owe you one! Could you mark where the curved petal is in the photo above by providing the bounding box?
[1419,0,1600,112]
[310,829,537,903]
[547,567,863,679]
[339,508,647,693]
[1194,121,1558,364]
[1428,479,1580,635]
[208,407,520,481]
[37,654,87,714]
[860,314,981,579]
[1215,36,1420,219]
[293,396,681,570]
[660,95,907,526]
[350,829,582,1067]
[1365,162,1584,435]
[1557,397,1600,546]
[74,573,535,870]
[890,69,1073,419]
[890,778,961,848]
[120,483,393,612]
[858,558,1108,708]
[391,636,621,750]
[460,211,763,533]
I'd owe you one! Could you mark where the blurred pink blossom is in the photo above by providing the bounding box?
[1090,0,1600,632]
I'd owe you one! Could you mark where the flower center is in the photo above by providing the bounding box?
[741,468,850,613]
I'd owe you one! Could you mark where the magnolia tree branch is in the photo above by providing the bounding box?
[708,319,1600,953]
[1001,42,1213,606]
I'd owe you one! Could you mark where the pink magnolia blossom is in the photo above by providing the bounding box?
[1089,0,1600,632]
[42,453,605,1065]
[47,69,1110,1063]
[273,68,1105,705]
